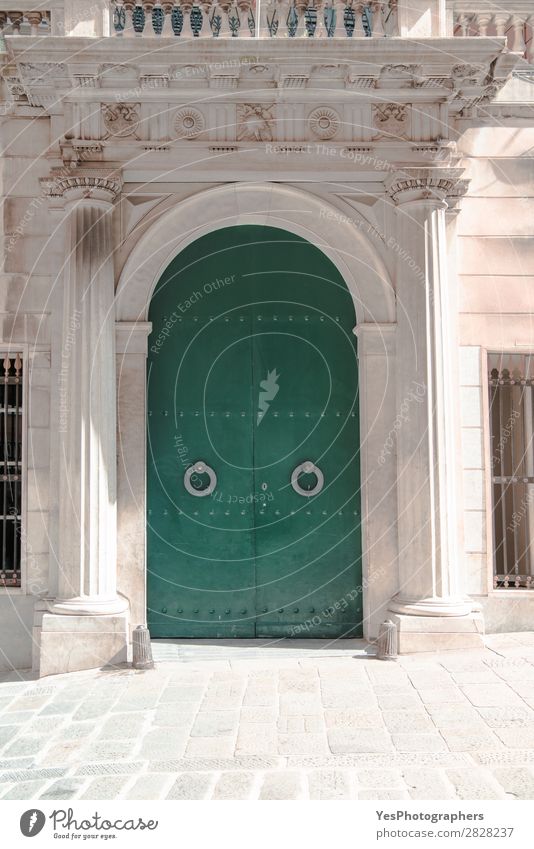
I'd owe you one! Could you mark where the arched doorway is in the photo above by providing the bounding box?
[146,225,362,638]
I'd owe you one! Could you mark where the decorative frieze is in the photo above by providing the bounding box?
[173,107,205,139]
[372,103,409,139]
[3,36,520,146]
[102,102,141,138]
[3,70,26,102]
[451,63,484,85]
[236,103,275,141]
[308,107,340,140]
[379,64,424,87]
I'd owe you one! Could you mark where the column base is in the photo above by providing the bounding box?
[45,595,129,616]
[389,612,485,653]
[388,595,474,617]
[33,606,130,677]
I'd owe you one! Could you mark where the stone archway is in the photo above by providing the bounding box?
[114,183,398,640]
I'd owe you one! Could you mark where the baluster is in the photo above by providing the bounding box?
[202,0,214,33]
[493,12,510,38]
[286,2,298,36]
[152,2,165,33]
[122,1,135,35]
[265,0,278,36]
[8,12,24,34]
[245,0,255,36]
[190,4,203,35]
[295,0,308,35]
[526,16,534,65]
[455,12,469,37]
[142,0,154,32]
[171,2,184,34]
[343,0,351,35]
[26,11,43,35]
[323,2,336,36]
[475,12,491,37]
[509,15,526,56]
[227,2,241,35]
[161,1,173,33]
[370,0,384,36]
[236,0,253,36]
[334,0,346,35]
[304,3,317,36]
[352,1,363,35]
[209,2,223,34]
[180,0,191,34]
[343,1,355,36]
[383,0,396,35]
[132,2,146,33]
[361,2,371,35]
[112,1,126,34]
[217,0,230,34]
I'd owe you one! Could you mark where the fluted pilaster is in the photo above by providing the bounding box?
[48,173,127,616]
[384,168,482,649]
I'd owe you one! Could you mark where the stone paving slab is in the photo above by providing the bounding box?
[1,635,534,799]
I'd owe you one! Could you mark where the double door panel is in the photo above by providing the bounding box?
[147,226,362,638]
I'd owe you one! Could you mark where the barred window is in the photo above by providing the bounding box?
[0,354,23,588]
[489,353,534,588]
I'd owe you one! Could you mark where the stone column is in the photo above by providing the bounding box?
[37,173,129,677]
[353,323,399,640]
[385,168,483,651]
[116,321,152,634]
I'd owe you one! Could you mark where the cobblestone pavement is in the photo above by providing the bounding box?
[1,634,534,800]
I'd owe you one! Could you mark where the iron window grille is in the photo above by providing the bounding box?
[0,354,23,588]
[489,352,534,589]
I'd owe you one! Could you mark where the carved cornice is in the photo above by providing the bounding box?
[41,171,123,204]
[4,37,519,103]
[385,168,469,206]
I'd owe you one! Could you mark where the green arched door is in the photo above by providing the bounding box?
[147,226,362,638]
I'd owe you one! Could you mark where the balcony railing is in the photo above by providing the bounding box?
[0,0,532,51]
[0,10,51,34]
[453,4,534,62]
[109,1,397,38]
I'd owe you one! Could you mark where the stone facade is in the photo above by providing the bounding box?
[0,0,533,674]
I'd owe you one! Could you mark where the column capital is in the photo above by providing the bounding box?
[41,170,122,206]
[353,323,396,357]
[385,168,469,208]
[116,321,153,356]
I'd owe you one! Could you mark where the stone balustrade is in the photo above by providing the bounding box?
[0,1,531,51]
[110,0,398,38]
[0,9,51,34]
[453,4,534,63]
